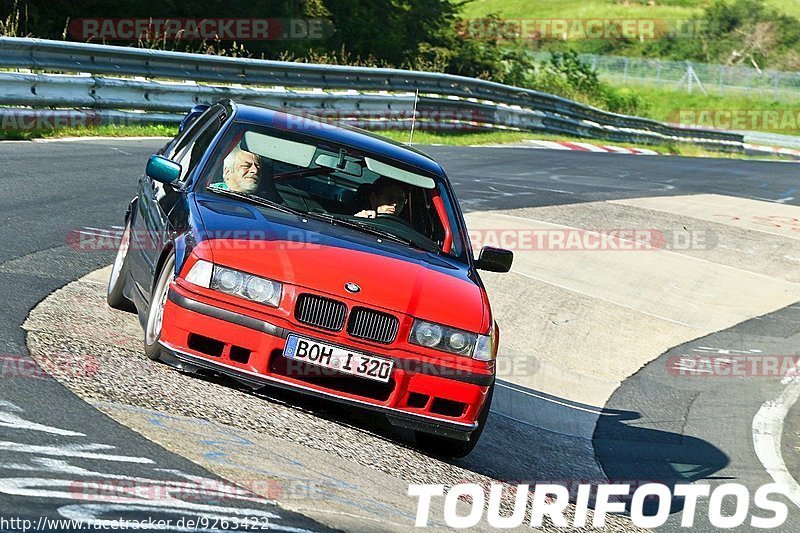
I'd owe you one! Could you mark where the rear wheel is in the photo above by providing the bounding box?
[107,219,136,312]
[144,253,175,361]
[415,383,494,458]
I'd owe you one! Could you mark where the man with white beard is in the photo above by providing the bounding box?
[218,147,262,193]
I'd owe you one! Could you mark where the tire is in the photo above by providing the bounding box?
[415,382,494,458]
[144,253,175,361]
[107,218,136,313]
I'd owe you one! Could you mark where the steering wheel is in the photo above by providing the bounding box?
[374,212,414,228]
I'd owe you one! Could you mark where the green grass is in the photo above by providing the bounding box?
[0,120,788,161]
[0,123,177,140]
[378,129,538,146]
[460,0,798,22]
[461,0,702,21]
[619,86,800,134]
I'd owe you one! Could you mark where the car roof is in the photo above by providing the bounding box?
[231,102,447,178]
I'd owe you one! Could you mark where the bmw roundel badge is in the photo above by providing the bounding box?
[345,282,361,294]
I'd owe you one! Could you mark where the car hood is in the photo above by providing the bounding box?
[192,196,488,332]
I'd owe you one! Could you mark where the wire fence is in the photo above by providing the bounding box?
[531,52,800,99]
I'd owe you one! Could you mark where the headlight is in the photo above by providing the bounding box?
[414,322,443,347]
[410,319,478,357]
[216,268,244,293]
[244,275,279,303]
[185,260,282,307]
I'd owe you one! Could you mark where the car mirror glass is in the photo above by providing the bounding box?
[146,155,181,184]
[475,246,513,272]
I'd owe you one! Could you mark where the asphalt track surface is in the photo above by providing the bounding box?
[1,138,799,529]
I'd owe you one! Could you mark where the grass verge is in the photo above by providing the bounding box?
[461,0,799,26]
[0,123,178,140]
[461,0,701,20]
[621,86,800,134]
[1,122,791,160]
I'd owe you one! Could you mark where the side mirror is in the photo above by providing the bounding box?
[146,155,181,184]
[475,246,513,272]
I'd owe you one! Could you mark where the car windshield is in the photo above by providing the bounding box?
[198,121,466,261]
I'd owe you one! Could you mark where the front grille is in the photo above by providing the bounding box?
[295,293,347,331]
[347,307,399,344]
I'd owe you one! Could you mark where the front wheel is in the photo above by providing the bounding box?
[415,383,494,458]
[144,253,175,361]
[107,219,136,312]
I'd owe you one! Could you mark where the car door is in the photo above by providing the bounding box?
[129,105,226,299]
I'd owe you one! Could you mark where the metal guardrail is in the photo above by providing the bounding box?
[0,37,743,150]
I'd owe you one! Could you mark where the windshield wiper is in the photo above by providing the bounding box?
[310,213,442,254]
[206,187,299,216]
[273,167,334,182]
[303,212,414,246]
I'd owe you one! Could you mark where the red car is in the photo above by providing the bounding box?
[107,101,513,456]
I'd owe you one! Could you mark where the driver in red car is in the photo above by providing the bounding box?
[355,177,408,219]
[211,147,262,193]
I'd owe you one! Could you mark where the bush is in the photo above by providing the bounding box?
[492,49,649,116]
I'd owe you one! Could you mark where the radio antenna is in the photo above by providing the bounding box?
[408,89,419,146]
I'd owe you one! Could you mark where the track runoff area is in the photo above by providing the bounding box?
[408,200,799,529]
[407,145,800,530]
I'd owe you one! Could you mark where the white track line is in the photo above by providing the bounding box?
[752,363,800,508]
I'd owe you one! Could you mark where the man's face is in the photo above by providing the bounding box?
[372,184,407,215]
[224,151,261,193]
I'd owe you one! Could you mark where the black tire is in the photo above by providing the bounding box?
[415,382,494,458]
[107,218,136,312]
[143,253,175,361]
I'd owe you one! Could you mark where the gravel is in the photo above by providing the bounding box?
[23,268,645,532]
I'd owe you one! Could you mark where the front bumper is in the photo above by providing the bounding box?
[160,285,493,440]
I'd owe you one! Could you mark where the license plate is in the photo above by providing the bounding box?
[283,335,394,383]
